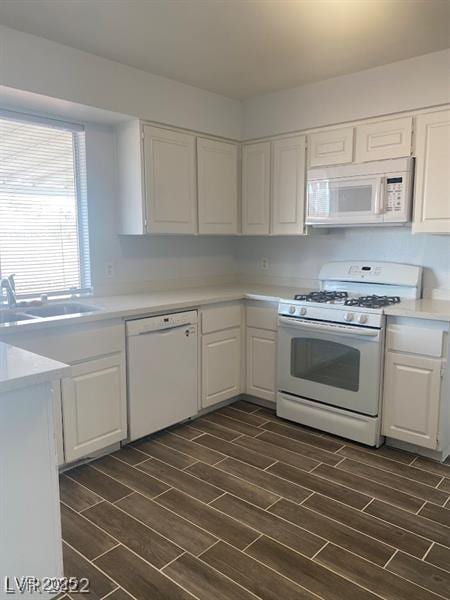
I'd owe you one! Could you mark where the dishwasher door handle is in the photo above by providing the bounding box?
[137,323,192,336]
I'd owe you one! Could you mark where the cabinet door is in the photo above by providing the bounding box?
[62,354,127,462]
[246,327,276,402]
[198,138,238,234]
[202,327,241,408]
[242,142,271,234]
[143,125,197,234]
[382,352,442,449]
[272,135,306,235]
[412,109,450,234]
[355,117,412,162]
[308,127,354,167]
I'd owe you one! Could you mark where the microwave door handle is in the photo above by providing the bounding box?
[374,178,384,215]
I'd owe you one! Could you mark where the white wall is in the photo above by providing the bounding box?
[85,124,237,295]
[243,49,450,139]
[236,230,450,298]
[0,25,242,139]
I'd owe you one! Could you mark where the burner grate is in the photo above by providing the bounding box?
[344,295,401,309]
[294,291,348,303]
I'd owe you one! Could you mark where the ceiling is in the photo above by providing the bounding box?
[0,0,449,99]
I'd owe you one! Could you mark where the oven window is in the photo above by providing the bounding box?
[291,338,360,392]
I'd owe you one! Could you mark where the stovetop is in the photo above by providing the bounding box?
[294,290,401,309]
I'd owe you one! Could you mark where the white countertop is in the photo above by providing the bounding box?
[0,284,449,337]
[0,283,448,391]
[385,298,450,322]
[0,341,70,394]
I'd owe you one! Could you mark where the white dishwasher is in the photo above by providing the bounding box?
[126,310,198,442]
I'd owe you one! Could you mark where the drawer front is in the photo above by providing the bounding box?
[246,304,277,331]
[0,321,124,364]
[201,303,242,334]
[386,324,444,358]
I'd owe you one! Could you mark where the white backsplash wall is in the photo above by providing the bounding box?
[236,229,450,298]
[85,123,237,296]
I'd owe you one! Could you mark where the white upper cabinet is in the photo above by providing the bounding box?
[412,109,450,234]
[355,117,412,163]
[197,137,239,234]
[242,142,271,235]
[272,135,306,235]
[143,126,197,234]
[308,127,354,167]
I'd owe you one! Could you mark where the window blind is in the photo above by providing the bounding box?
[0,113,91,298]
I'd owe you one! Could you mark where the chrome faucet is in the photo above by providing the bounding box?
[1,274,17,308]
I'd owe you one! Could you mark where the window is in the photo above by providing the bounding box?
[0,111,91,298]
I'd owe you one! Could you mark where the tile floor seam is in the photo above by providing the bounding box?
[62,540,126,595]
[214,490,436,576]
[99,586,121,600]
[325,460,449,509]
[259,462,450,540]
[114,489,224,553]
[63,471,132,505]
[94,543,197,600]
[92,543,122,562]
[111,491,135,506]
[336,452,445,488]
[290,497,426,562]
[241,533,264,553]
[195,539,221,559]
[192,549,265,600]
[160,550,187,571]
[361,502,450,546]
[415,500,428,515]
[87,462,170,500]
[309,540,329,560]
[313,539,450,600]
[421,541,435,561]
[131,439,204,464]
[382,548,398,569]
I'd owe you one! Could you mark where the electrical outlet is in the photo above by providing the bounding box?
[105,262,115,278]
[260,257,269,271]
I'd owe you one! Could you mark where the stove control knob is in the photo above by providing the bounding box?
[288,305,296,315]
[344,312,354,322]
[358,314,368,324]
[300,307,307,316]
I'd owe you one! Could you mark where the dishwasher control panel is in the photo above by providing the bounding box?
[126,310,198,336]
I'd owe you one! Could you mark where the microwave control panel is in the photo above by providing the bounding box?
[385,176,404,213]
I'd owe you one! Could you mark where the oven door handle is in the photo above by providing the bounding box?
[278,316,380,338]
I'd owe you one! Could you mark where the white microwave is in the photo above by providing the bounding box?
[306,157,414,227]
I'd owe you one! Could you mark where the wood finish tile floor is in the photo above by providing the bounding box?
[60,400,450,600]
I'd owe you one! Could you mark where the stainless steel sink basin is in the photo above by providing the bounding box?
[0,311,37,324]
[24,302,100,318]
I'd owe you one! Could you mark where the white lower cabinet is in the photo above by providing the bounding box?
[382,351,442,449]
[246,327,276,402]
[202,327,242,409]
[62,353,127,462]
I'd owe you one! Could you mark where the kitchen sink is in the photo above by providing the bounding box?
[24,302,101,318]
[0,311,37,324]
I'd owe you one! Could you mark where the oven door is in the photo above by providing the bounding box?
[306,176,384,225]
[277,316,383,416]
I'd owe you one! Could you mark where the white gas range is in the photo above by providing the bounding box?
[277,261,422,446]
